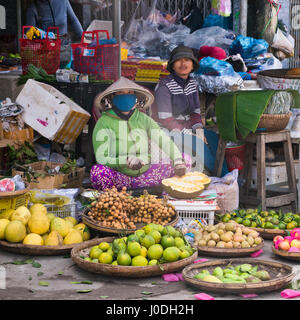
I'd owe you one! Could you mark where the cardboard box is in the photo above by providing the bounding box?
[12,161,85,189]
[16,79,90,144]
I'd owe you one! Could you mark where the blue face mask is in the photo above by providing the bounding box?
[112,94,137,112]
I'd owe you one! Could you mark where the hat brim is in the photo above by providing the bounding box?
[94,77,154,112]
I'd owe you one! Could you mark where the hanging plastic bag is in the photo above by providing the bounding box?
[229,34,269,59]
[211,0,232,17]
[271,28,294,57]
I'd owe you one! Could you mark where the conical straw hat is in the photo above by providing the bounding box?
[93,77,154,111]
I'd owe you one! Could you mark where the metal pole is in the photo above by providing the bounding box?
[239,0,248,36]
[16,0,22,52]
[112,0,121,79]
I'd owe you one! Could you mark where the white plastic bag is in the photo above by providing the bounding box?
[272,28,294,57]
[207,169,239,213]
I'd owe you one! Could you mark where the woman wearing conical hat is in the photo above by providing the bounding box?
[90,77,192,191]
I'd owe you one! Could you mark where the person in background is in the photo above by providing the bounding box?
[90,77,192,192]
[26,0,83,67]
[154,45,228,176]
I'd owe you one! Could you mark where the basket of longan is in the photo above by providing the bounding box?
[81,187,179,234]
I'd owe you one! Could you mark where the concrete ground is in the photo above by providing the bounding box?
[0,237,299,301]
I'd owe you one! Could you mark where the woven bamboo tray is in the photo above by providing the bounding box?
[182,258,294,294]
[81,208,179,235]
[196,241,264,257]
[272,245,300,262]
[257,112,292,132]
[71,237,198,278]
[249,227,286,240]
[0,239,85,256]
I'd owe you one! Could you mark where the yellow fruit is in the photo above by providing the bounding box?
[0,218,10,239]
[23,233,44,245]
[161,235,175,249]
[147,244,164,260]
[5,220,26,243]
[112,261,118,265]
[0,209,14,220]
[46,213,56,222]
[163,246,181,262]
[63,229,83,245]
[50,217,68,238]
[65,220,74,233]
[10,206,31,225]
[29,203,47,216]
[41,233,49,242]
[73,223,90,240]
[174,237,185,248]
[148,230,162,244]
[179,250,190,259]
[127,241,141,257]
[64,216,78,226]
[140,246,147,257]
[99,252,113,264]
[140,234,155,249]
[131,255,148,266]
[148,259,158,266]
[44,230,63,246]
[89,246,103,259]
[98,242,110,251]
[117,252,131,266]
[28,213,50,235]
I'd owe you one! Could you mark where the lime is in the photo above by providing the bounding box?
[179,250,190,259]
[160,235,175,249]
[148,259,158,266]
[148,230,162,244]
[250,221,257,228]
[147,244,164,260]
[242,219,251,227]
[112,260,118,265]
[135,230,145,238]
[127,241,141,257]
[127,234,140,243]
[222,216,230,223]
[174,237,185,248]
[163,246,180,262]
[264,222,274,229]
[89,246,103,260]
[98,252,113,264]
[117,252,131,266]
[278,222,286,230]
[131,255,148,266]
[140,234,155,249]
[234,217,243,224]
[162,226,176,237]
[140,246,147,257]
[99,242,110,251]
[271,218,279,225]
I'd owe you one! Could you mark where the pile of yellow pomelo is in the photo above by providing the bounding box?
[0,204,90,246]
[85,223,195,266]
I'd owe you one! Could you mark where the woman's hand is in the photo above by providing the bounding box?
[127,157,145,170]
[174,158,187,176]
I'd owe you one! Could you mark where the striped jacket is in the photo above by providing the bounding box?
[154,73,202,131]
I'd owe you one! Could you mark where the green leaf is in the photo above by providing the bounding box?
[77,289,93,293]
[99,296,109,299]
[24,259,34,264]
[38,281,49,287]
[71,280,93,285]
[32,262,42,268]
[28,276,32,281]
[37,272,44,276]
[57,271,64,275]
[141,291,152,295]
[63,254,70,259]
[151,281,157,285]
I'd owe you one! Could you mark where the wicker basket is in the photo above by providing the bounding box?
[257,112,292,132]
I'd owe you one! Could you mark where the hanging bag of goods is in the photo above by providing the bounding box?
[19,26,61,75]
[72,30,119,81]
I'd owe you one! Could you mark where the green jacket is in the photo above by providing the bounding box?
[92,109,183,176]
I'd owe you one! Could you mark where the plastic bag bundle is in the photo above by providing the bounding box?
[184,26,235,53]
[211,0,232,17]
[229,34,269,59]
[195,56,236,77]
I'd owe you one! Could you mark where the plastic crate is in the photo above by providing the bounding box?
[0,193,30,214]
[44,203,76,219]
[225,144,246,171]
[169,200,216,225]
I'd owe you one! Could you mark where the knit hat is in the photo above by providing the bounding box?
[167,45,199,72]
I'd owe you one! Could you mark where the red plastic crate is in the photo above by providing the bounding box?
[225,144,246,171]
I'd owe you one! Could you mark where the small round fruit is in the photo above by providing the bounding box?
[131,255,148,266]
[98,252,113,264]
